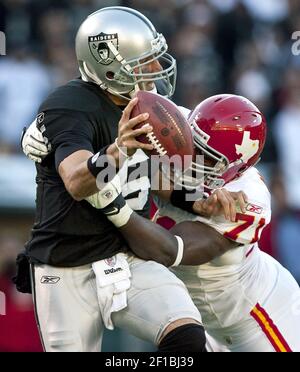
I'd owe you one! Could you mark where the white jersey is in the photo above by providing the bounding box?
[155,168,300,352]
[155,168,274,327]
[156,167,271,279]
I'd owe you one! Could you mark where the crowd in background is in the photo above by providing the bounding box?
[0,0,300,351]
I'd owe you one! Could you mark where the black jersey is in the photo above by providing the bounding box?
[26,79,151,267]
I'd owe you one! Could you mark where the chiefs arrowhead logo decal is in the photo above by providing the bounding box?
[235,131,259,163]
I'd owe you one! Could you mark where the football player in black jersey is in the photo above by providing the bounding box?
[18,7,210,352]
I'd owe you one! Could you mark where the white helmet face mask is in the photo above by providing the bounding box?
[185,120,230,190]
[76,7,177,100]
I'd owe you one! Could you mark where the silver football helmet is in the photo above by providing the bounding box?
[76,7,177,100]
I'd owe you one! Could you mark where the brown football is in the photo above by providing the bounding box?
[131,91,194,170]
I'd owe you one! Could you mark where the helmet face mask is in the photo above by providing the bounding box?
[118,34,177,94]
[190,122,229,189]
[76,7,177,100]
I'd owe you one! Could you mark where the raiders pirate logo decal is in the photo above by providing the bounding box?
[88,33,119,65]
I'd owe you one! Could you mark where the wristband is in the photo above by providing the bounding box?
[87,146,110,178]
[171,236,184,267]
[85,175,133,228]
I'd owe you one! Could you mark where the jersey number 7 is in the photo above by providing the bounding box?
[224,213,266,243]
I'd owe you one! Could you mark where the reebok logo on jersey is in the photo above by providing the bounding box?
[41,276,61,284]
[246,203,263,215]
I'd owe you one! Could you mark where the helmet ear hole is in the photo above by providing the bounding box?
[106,71,115,80]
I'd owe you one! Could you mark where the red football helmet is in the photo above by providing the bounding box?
[182,94,267,190]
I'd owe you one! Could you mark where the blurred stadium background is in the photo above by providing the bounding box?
[0,0,300,352]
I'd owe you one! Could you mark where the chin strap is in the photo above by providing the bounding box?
[81,62,159,101]
[81,62,129,98]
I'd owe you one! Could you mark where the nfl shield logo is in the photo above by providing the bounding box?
[105,257,117,267]
[103,190,114,200]
[88,33,119,65]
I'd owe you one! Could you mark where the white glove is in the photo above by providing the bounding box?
[22,120,50,163]
[85,175,133,227]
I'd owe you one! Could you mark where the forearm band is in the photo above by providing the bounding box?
[87,146,110,178]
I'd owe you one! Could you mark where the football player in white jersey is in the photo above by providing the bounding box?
[101,94,300,352]
[158,95,300,351]
[22,94,300,352]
